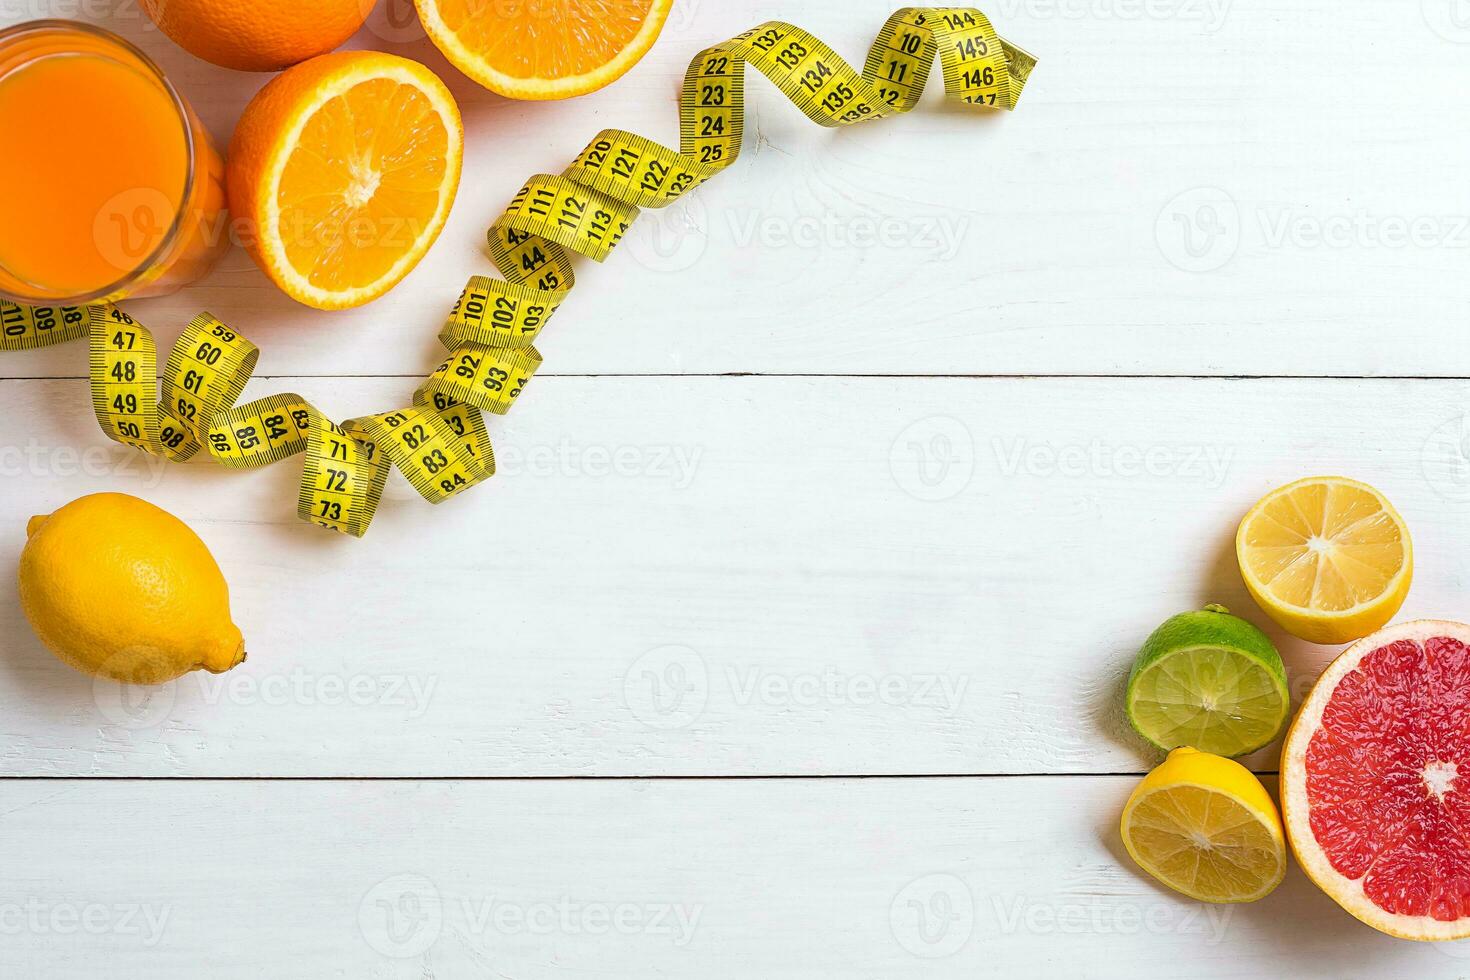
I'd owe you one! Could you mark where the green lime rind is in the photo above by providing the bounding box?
[1125,605,1289,758]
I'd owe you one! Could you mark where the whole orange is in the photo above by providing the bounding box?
[140,0,376,72]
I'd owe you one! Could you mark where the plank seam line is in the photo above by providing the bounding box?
[0,373,1464,382]
[0,771,1281,781]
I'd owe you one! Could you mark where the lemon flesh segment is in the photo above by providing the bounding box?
[1124,784,1285,903]
[1237,477,1411,644]
[1127,646,1288,758]
[1244,483,1404,610]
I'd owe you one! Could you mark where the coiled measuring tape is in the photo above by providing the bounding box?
[0,8,1034,537]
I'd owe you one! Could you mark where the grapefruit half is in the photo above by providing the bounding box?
[1282,619,1470,939]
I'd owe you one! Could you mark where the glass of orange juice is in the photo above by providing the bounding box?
[0,20,229,305]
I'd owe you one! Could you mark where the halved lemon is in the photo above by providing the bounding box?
[415,0,674,100]
[226,51,464,310]
[1121,747,1286,903]
[1236,476,1412,645]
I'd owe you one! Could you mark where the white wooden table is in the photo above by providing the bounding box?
[4,0,1470,975]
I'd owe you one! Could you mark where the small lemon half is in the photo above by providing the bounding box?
[1120,747,1286,903]
[1236,476,1411,645]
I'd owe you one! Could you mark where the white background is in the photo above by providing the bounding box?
[3,0,1470,975]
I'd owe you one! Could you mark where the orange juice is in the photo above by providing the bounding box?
[0,21,228,304]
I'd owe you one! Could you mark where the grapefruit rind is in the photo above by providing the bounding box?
[1281,619,1470,941]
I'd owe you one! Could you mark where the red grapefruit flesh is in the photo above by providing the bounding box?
[1282,619,1470,939]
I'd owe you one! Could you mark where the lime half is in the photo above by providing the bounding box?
[1125,605,1289,758]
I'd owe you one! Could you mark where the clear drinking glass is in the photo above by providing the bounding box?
[0,20,229,305]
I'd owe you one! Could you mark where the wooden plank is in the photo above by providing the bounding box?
[4,1,1470,379]
[0,775,1458,978]
[1,375,1466,776]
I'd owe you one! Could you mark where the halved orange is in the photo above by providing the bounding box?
[415,0,674,100]
[226,51,464,310]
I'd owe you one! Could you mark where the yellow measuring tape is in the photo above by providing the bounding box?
[0,8,1034,537]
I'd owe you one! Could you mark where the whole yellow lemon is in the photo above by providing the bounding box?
[18,493,245,684]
